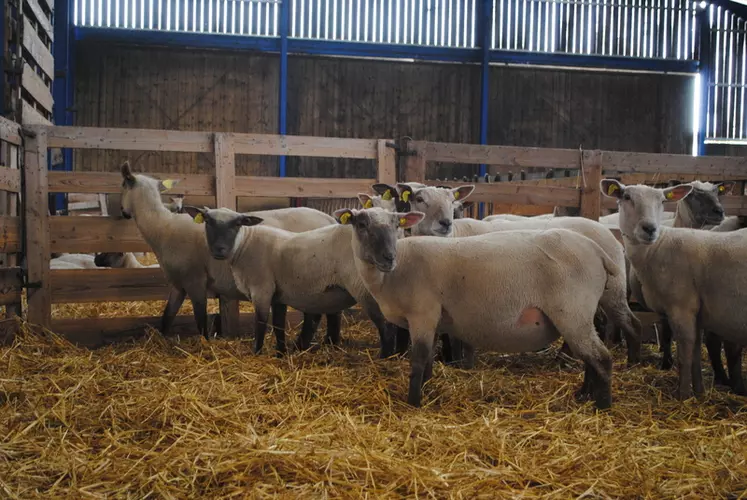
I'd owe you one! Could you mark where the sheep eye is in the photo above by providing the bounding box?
[415,196,424,203]
[623,193,631,201]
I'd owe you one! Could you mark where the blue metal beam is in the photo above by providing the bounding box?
[0,0,5,117]
[478,0,492,219]
[696,6,712,156]
[74,27,699,74]
[278,0,289,178]
[53,0,75,212]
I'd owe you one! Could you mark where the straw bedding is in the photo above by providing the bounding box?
[1,306,745,499]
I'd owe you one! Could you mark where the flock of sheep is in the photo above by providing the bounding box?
[56,162,746,410]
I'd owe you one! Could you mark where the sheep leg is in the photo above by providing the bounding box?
[439,333,454,364]
[724,341,745,396]
[554,317,612,410]
[602,303,642,366]
[692,328,704,397]
[659,317,674,371]
[360,297,396,358]
[395,327,411,356]
[574,364,594,402]
[668,314,698,400]
[253,308,271,354]
[324,313,342,345]
[160,287,186,336]
[705,331,729,386]
[460,342,476,369]
[407,335,435,408]
[296,313,321,351]
[192,297,209,340]
[271,303,288,355]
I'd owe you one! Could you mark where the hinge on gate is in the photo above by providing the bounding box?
[386,139,417,157]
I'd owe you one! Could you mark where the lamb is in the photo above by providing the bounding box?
[50,253,99,269]
[184,206,399,357]
[119,162,338,348]
[94,252,160,269]
[601,179,746,398]
[335,207,618,409]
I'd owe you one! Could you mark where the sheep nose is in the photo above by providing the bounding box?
[713,206,725,216]
[382,252,395,264]
[439,219,452,230]
[641,222,657,235]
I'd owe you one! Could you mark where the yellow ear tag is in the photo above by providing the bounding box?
[454,191,461,200]
[382,190,392,201]
[339,212,351,224]
[665,191,674,200]
[194,213,204,224]
[401,191,410,202]
[399,217,407,227]
[364,199,373,209]
[719,185,726,193]
[607,184,619,196]
[161,179,176,190]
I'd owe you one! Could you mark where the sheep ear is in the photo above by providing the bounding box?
[121,161,136,184]
[601,179,625,198]
[397,212,424,229]
[183,205,206,223]
[461,200,475,209]
[452,185,475,201]
[396,183,415,203]
[158,179,180,192]
[371,183,397,201]
[357,193,374,209]
[241,215,263,227]
[662,184,693,202]
[716,181,735,196]
[334,208,354,225]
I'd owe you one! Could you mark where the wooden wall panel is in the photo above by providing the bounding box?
[74,43,695,182]
[74,43,279,175]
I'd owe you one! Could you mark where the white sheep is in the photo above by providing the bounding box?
[50,253,99,269]
[601,179,746,398]
[335,207,618,409]
[119,162,337,348]
[185,206,401,358]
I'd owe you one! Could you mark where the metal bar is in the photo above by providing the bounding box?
[53,0,77,212]
[0,0,4,116]
[696,4,711,155]
[278,0,288,177]
[478,0,492,219]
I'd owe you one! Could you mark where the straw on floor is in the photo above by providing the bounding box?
[1,312,745,498]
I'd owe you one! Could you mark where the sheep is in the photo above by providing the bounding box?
[335,207,618,409]
[627,181,733,375]
[164,195,185,214]
[50,253,99,269]
[119,162,338,348]
[184,206,399,358]
[601,179,746,398]
[395,183,476,236]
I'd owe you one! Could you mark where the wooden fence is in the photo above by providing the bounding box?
[3,121,747,346]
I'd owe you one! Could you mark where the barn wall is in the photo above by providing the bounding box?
[74,43,695,180]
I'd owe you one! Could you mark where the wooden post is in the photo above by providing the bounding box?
[579,150,603,221]
[377,140,397,185]
[404,142,427,183]
[214,133,240,338]
[24,127,51,328]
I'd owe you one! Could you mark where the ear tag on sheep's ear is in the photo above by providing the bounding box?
[339,212,352,225]
[193,213,205,224]
[382,190,393,201]
[160,179,177,192]
[607,184,619,196]
[401,191,410,202]
[364,199,373,209]
[398,217,407,227]
[665,191,674,200]
[454,191,461,200]
[718,185,726,193]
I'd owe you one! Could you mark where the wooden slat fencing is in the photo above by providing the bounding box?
[20,0,54,124]
[4,122,747,346]
[0,117,23,338]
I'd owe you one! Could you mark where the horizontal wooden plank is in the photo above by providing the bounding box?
[22,17,54,79]
[21,99,51,126]
[603,151,747,177]
[51,268,169,303]
[415,141,581,169]
[50,311,306,347]
[0,168,21,193]
[425,181,581,207]
[22,63,53,113]
[0,216,22,253]
[0,116,22,145]
[0,267,23,306]
[719,196,747,216]
[50,216,151,253]
[233,134,378,159]
[49,171,215,195]
[235,177,378,198]
[46,126,213,152]
[24,0,54,40]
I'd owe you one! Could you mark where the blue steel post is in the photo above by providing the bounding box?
[53,0,74,211]
[278,0,289,178]
[696,5,712,156]
[0,0,5,117]
[478,0,492,218]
